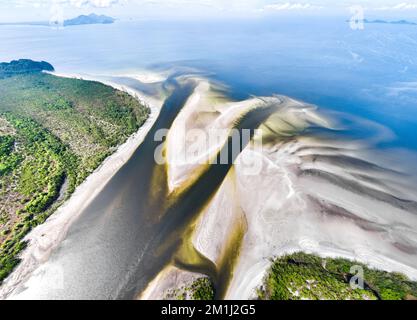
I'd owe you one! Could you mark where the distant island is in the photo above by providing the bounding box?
[63,13,115,26]
[0,59,54,78]
[346,18,417,26]
[364,19,417,26]
[0,13,115,27]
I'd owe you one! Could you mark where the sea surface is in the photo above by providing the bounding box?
[1,16,417,150]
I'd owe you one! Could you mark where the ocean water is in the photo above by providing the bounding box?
[1,17,416,150]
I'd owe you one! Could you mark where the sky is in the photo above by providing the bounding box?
[0,0,417,22]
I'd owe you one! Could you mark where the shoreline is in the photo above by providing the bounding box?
[0,72,164,299]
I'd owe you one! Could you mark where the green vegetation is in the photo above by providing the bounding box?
[0,61,149,284]
[189,277,215,300]
[165,277,215,300]
[258,252,417,300]
[6,113,76,211]
[64,13,115,27]
[0,135,14,155]
[0,135,22,176]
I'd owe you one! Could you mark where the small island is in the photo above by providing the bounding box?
[364,19,417,26]
[0,13,115,27]
[64,13,115,26]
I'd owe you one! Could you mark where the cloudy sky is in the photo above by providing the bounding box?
[1,0,417,22]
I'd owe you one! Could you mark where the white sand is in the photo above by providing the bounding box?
[147,78,417,300]
[0,72,165,299]
[166,77,262,192]
[225,140,417,299]
[139,266,208,300]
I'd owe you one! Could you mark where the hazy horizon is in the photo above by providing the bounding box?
[1,0,417,23]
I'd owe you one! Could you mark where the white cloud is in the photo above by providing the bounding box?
[387,82,417,96]
[376,2,417,10]
[8,0,127,9]
[261,2,322,11]
[68,0,125,8]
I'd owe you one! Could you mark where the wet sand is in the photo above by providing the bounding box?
[2,72,417,300]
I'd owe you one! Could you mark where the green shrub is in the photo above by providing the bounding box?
[190,278,215,300]
[259,252,417,300]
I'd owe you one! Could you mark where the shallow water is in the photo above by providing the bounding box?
[1,17,416,150]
